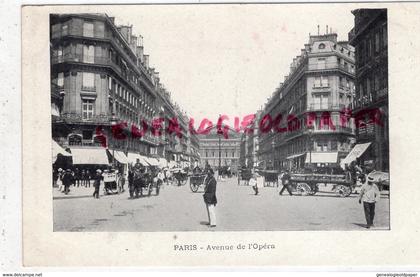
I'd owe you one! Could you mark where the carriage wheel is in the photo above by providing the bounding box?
[308,183,318,196]
[190,182,199,193]
[344,185,353,197]
[335,185,351,197]
[180,177,187,186]
[296,183,311,196]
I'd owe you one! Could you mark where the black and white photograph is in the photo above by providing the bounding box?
[49,6,389,232]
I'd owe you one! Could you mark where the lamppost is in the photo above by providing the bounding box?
[110,114,118,168]
[307,125,314,170]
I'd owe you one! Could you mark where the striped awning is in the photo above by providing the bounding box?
[70,147,109,165]
[305,152,338,164]
[110,150,129,164]
[52,140,71,163]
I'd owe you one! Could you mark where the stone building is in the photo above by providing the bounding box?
[50,13,199,166]
[348,9,388,171]
[258,30,356,171]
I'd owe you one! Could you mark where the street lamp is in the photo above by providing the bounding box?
[307,125,314,170]
[110,114,118,168]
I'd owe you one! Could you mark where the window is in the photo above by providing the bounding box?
[83,22,94,37]
[317,141,328,152]
[318,58,326,69]
[321,76,329,87]
[83,45,95,63]
[375,32,380,53]
[313,94,328,110]
[314,77,321,87]
[82,72,95,90]
[318,43,326,49]
[82,99,94,120]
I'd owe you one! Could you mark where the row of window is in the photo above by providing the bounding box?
[203,151,237,158]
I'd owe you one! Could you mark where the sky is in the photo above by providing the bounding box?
[99,4,357,123]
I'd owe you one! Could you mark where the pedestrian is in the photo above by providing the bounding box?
[74,168,80,187]
[203,168,217,227]
[93,169,102,199]
[80,169,86,187]
[62,169,74,195]
[85,169,91,187]
[128,167,134,199]
[358,175,380,229]
[249,171,263,195]
[279,170,293,196]
[57,168,64,191]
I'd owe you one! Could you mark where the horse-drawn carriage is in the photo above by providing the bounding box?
[189,173,207,192]
[170,167,189,186]
[130,166,161,198]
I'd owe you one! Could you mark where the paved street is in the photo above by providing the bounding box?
[53,178,390,231]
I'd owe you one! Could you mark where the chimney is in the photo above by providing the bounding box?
[317,25,320,35]
[326,25,328,34]
[138,35,144,47]
[144,55,149,68]
[136,46,144,62]
[330,27,332,34]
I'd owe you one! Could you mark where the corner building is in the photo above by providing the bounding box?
[50,14,198,166]
[258,32,356,171]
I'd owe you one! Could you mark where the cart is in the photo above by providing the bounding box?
[290,173,353,197]
[131,168,160,197]
[102,170,124,195]
[189,174,207,192]
[171,168,189,186]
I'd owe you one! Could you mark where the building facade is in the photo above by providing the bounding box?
[348,9,388,172]
[239,111,261,169]
[198,127,241,171]
[50,13,199,165]
[258,31,356,171]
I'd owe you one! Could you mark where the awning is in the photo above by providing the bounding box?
[145,157,159,166]
[127,153,148,165]
[286,153,306,160]
[110,150,129,164]
[340,142,372,168]
[70,147,109,165]
[305,152,338,164]
[52,140,71,163]
[157,158,168,168]
[168,160,177,169]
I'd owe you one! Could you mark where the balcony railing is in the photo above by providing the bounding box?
[307,62,355,75]
[354,88,388,109]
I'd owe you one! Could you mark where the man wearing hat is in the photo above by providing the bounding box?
[62,169,74,195]
[93,169,103,199]
[203,168,217,227]
[359,175,381,228]
[279,169,293,196]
